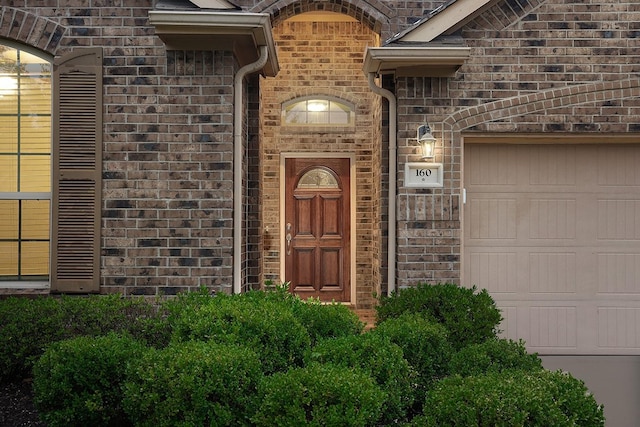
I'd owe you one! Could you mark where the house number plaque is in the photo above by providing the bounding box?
[404,162,443,188]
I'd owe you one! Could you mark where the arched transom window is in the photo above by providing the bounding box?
[297,167,339,189]
[283,96,354,125]
[0,42,52,283]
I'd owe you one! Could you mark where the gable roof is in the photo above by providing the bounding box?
[155,0,240,10]
[386,0,498,44]
[363,0,499,77]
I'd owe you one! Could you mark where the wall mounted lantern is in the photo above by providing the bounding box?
[416,124,436,159]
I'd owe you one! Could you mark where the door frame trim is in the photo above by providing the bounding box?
[280,152,357,304]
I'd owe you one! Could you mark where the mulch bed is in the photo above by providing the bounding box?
[0,381,45,427]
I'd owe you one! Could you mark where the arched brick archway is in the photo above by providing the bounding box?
[438,77,640,157]
[257,5,384,307]
[0,7,66,55]
[446,78,640,133]
[251,0,393,35]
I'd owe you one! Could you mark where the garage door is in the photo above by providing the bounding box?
[463,143,640,355]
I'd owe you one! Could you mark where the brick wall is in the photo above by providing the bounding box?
[2,2,243,296]
[102,49,238,295]
[4,0,639,297]
[392,0,640,287]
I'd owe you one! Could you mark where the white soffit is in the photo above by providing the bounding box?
[363,45,471,77]
[361,0,497,77]
[149,11,279,77]
[395,0,497,43]
[188,0,237,9]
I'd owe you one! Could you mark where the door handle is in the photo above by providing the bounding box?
[286,223,292,255]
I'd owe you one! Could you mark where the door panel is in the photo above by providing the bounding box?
[321,196,341,236]
[285,158,350,301]
[320,248,340,287]
[292,247,315,290]
[295,195,314,235]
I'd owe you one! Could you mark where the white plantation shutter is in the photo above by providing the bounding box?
[51,48,102,292]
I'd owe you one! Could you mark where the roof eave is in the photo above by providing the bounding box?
[149,11,279,77]
[389,0,498,44]
[363,46,471,77]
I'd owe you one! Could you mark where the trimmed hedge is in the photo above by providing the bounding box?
[308,333,413,424]
[449,338,543,377]
[169,293,311,374]
[33,333,146,427]
[2,288,606,427]
[123,341,262,427]
[252,363,385,427]
[415,370,605,427]
[0,295,164,382]
[376,283,502,349]
[372,313,452,414]
[0,296,65,382]
[291,300,364,345]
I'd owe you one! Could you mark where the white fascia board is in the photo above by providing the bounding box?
[363,46,471,77]
[148,11,279,76]
[149,11,270,43]
[395,0,496,43]
[188,0,237,9]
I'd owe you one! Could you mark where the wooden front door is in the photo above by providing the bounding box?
[285,157,350,302]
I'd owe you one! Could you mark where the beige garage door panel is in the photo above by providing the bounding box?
[464,143,640,355]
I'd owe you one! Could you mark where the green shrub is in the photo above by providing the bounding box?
[376,283,502,349]
[230,288,364,344]
[123,341,262,427]
[0,296,67,382]
[166,288,363,347]
[308,333,413,424]
[372,313,452,414]
[61,294,170,349]
[163,286,218,320]
[170,293,311,374]
[0,295,164,382]
[253,363,385,427]
[126,310,172,348]
[415,370,605,427]
[33,333,146,427]
[292,300,364,345]
[449,338,543,377]
[56,294,156,337]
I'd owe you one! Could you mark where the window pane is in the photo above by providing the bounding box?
[285,109,305,124]
[0,200,18,239]
[307,100,328,112]
[308,110,329,124]
[0,154,18,192]
[21,241,49,278]
[21,115,51,153]
[22,200,49,240]
[20,155,50,192]
[0,88,18,114]
[21,75,51,115]
[0,242,18,278]
[0,116,17,150]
